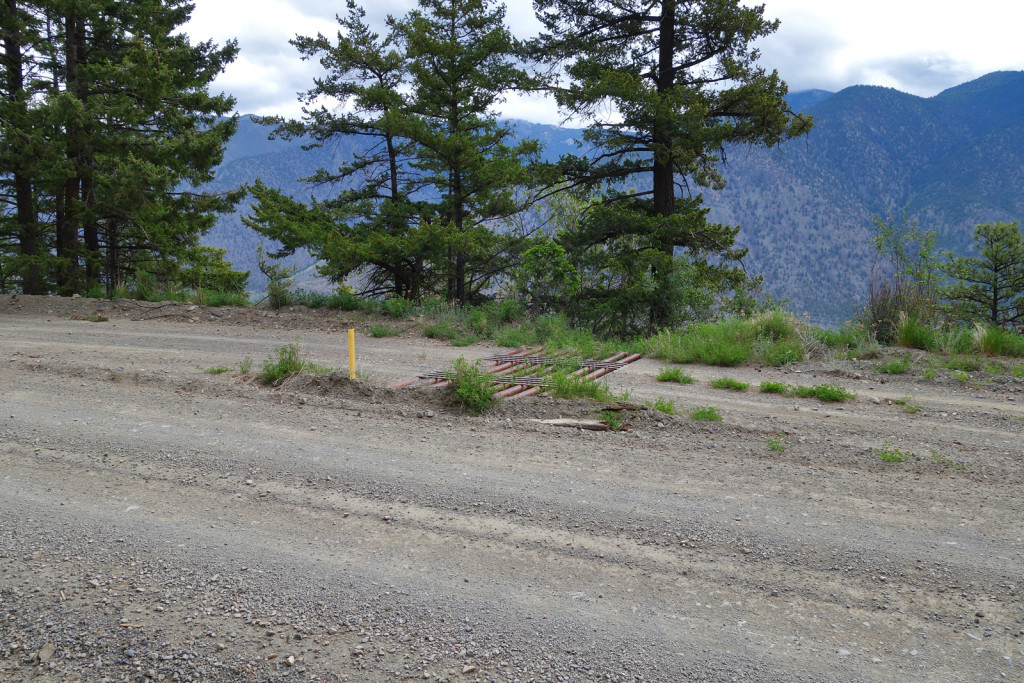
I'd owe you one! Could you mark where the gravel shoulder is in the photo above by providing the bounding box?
[2,295,1023,682]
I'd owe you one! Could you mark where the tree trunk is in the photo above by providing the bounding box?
[55,12,86,294]
[649,0,677,328]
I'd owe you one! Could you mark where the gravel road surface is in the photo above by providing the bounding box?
[2,296,1023,682]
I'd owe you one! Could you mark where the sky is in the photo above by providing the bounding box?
[181,0,1024,124]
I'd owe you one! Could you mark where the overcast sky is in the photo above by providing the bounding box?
[182,0,1024,124]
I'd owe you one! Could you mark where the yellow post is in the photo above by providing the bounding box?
[348,328,356,379]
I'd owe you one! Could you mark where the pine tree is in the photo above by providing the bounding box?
[246,0,432,298]
[532,0,812,334]
[945,222,1024,326]
[1,0,241,295]
[396,0,540,304]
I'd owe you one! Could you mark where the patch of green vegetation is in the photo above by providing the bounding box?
[1013,365,1024,378]
[449,336,479,347]
[930,450,970,470]
[446,358,500,415]
[259,342,306,385]
[197,290,250,307]
[944,355,982,372]
[875,354,911,374]
[690,406,722,421]
[643,311,804,368]
[646,397,677,415]
[875,441,915,463]
[951,370,970,383]
[367,323,400,338]
[656,366,695,384]
[203,366,232,375]
[547,370,622,402]
[238,356,253,374]
[599,410,625,431]
[759,380,789,394]
[984,361,1005,375]
[791,383,855,402]
[381,296,414,319]
[763,435,787,452]
[895,314,935,350]
[709,377,749,391]
[894,396,922,414]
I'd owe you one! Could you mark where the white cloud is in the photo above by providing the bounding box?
[184,0,1024,120]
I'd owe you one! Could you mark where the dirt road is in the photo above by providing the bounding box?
[2,296,1023,681]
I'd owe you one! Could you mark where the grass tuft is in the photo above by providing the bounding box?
[759,380,789,394]
[446,358,500,415]
[656,366,695,384]
[709,377,749,391]
[875,354,911,374]
[690,406,722,421]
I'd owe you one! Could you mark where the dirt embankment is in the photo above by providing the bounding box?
[1,294,1023,682]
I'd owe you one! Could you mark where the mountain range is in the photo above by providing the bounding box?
[201,71,1024,326]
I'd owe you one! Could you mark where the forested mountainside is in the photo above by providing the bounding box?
[203,71,1024,324]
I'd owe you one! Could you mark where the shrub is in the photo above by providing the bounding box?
[690,406,722,421]
[764,435,787,452]
[199,289,250,307]
[325,291,363,311]
[381,296,414,319]
[447,358,499,415]
[290,289,328,308]
[760,380,789,394]
[709,377,749,391]
[657,366,695,384]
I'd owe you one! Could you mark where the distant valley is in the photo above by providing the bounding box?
[202,71,1024,326]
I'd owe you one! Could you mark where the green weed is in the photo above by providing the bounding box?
[204,366,232,375]
[710,377,749,391]
[547,370,620,402]
[446,358,499,415]
[930,450,970,470]
[657,366,695,384]
[759,380,790,394]
[894,396,921,413]
[600,410,625,431]
[944,355,982,372]
[646,397,677,415]
[763,435,787,452]
[1013,365,1024,378]
[259,342,305,385]
[791,383,855,402]
[875,441,914,463]
[368,323,400,338]
[875,354,911,374]
[951,370,970,383]
[690,406,722,421]
[238,356,253,374]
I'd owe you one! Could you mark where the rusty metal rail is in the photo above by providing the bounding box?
[391,346,642,399]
